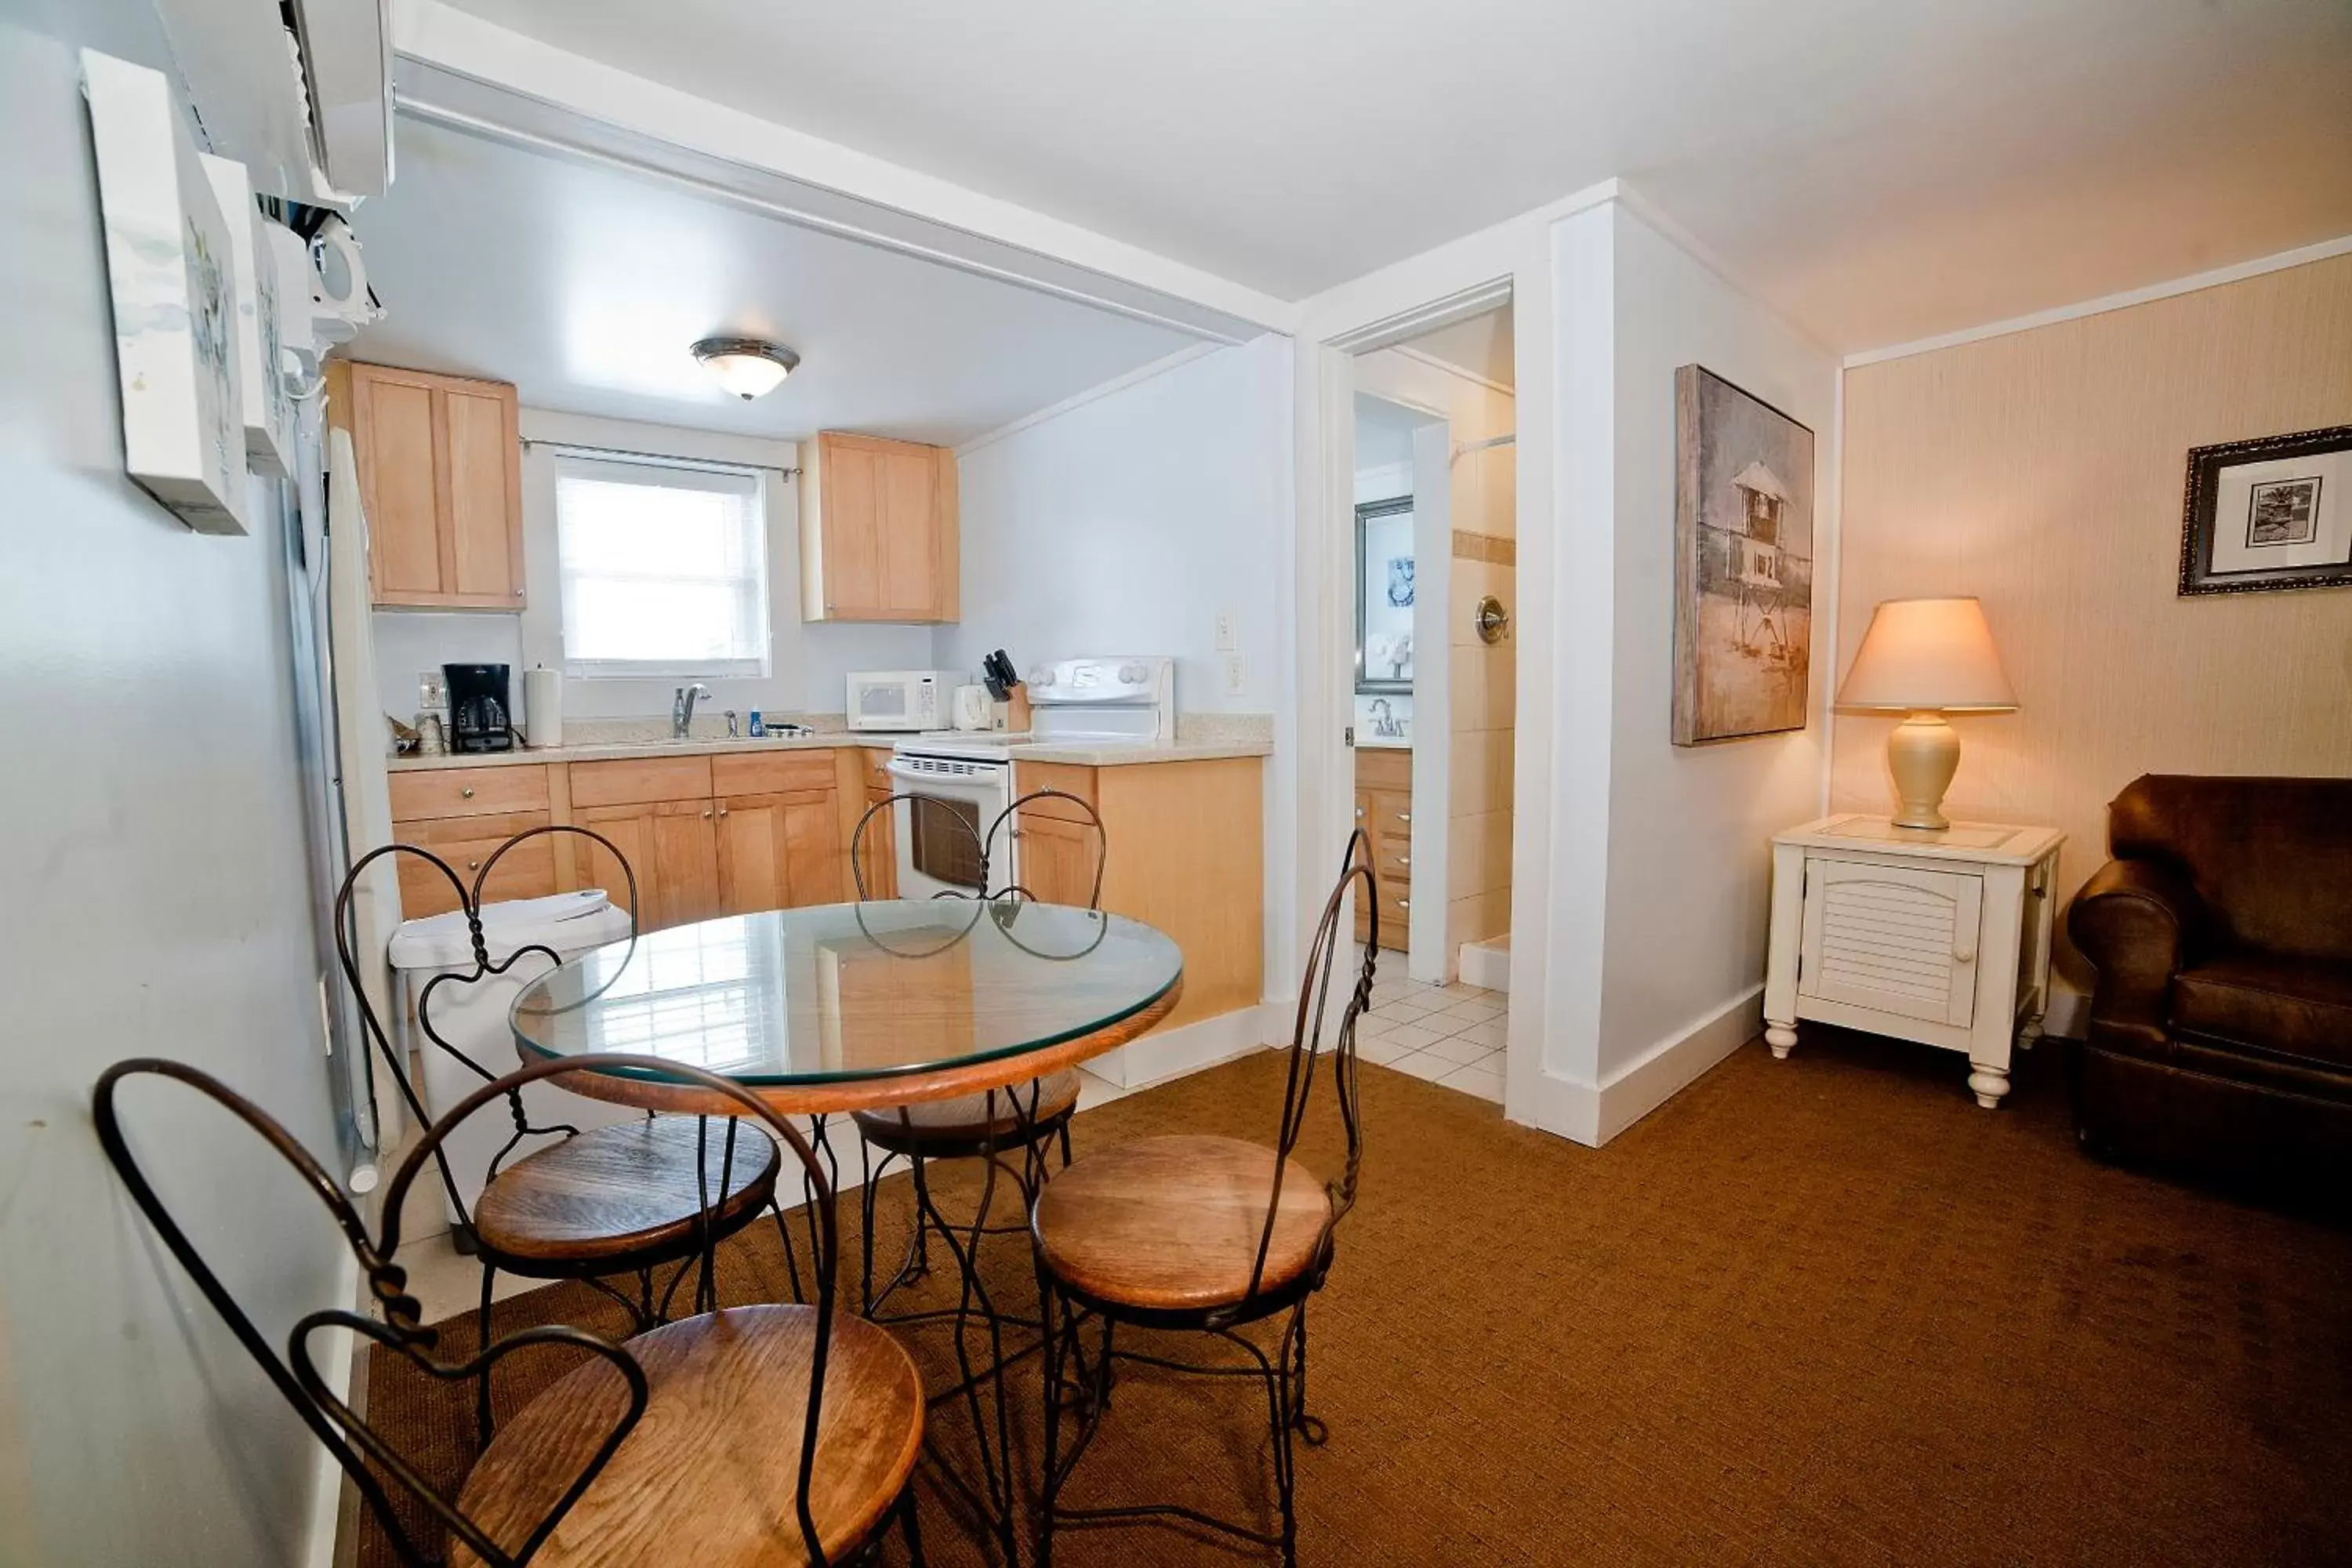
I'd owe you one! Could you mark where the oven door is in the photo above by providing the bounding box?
[887,759,1014,898]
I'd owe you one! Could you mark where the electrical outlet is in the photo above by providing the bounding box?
[1223,652,1246,695]
[1214,608,1237,652]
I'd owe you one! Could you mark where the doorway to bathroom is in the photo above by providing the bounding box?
[1338,303,1516,1102]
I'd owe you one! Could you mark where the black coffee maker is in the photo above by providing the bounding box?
[444,662,514,753]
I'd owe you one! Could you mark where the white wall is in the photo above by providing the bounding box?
[1549,200,1838,1134]
[0,4,350,1560]
[370,408,935,728]
[943,336,1290,710]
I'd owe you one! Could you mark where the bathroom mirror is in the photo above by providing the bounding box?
[1356,496,1414,693]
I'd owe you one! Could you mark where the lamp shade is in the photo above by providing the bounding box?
[1836,597,2017,712]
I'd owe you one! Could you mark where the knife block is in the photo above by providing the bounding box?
[1005,684,1032,732]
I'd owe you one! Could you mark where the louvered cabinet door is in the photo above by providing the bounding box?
[1796,858,1983,1027]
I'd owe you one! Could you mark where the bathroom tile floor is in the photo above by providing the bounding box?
[1353,949,1507,1103]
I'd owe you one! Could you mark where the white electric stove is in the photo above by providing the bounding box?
[888,657,1174,896]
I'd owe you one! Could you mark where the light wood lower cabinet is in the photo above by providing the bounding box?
[391,751,852,929]
[717,789,843,916]
[1011,755,1263,1031]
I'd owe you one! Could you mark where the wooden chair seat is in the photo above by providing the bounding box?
[851,1069,1081,1147]
[1030,1134,1332,1313]
[452,1305,924,1568]
[471,1117,780,1266]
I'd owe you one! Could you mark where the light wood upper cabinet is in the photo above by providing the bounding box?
[800,430,959,622]
[333,360,524,611]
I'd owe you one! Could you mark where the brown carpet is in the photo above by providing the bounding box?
[359,1031,2352,1566]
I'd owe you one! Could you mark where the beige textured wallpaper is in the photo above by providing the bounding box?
[1832,252,2352,983]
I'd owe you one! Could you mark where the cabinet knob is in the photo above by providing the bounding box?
[1354,807,1365,818]
[717,808,728,818]
[466,858,481,871]
[461,786,474,799]
[1397,897,1410,910]
[1397,811,1411,824]
[702,808,713,820]
[1398,855,1410,867]
[1954,941,1976,964]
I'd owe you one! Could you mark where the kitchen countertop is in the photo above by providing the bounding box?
[387,734,1274,772]
[387,734,855,771]
[1011,739,1273,767]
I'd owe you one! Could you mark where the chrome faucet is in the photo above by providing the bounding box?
[672,683,712,739]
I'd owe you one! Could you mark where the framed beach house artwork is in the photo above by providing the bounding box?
[82,49,246,535]
[1672,365,1816,745]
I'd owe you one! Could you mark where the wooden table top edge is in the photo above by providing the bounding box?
[515,975,1185,1117]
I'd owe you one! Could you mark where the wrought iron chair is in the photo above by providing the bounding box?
[94,1051,925,1567]
[844,789,1109,1319]
[1027,829,1377,1568]
[337,828,791,1437]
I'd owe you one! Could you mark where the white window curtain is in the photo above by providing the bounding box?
[553,451,771,680]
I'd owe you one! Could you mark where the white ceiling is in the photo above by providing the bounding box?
[432,0,2352,351]
[344,114,1199,444]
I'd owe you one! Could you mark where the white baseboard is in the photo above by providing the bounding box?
[305,1246,363,1568]
[1090,1000,1283,1089]
[1516,985,1762,1149]
[1458,939,1511,993]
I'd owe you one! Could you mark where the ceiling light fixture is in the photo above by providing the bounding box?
[691,336,800,400]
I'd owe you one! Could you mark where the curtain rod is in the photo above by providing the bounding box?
[1450,431,1516,462]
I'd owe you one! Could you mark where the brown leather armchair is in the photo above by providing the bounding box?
[2069,775,2352,1201]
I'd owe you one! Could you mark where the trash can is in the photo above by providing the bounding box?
[388,887,638,1229]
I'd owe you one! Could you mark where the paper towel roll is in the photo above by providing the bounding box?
[522,666,562,749]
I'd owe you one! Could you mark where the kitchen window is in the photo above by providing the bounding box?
[553,450,771,679]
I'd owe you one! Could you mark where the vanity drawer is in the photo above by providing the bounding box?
[388,764,549,822]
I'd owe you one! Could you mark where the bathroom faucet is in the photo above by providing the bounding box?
[672,683,712,739]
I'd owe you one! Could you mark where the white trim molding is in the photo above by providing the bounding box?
[1843,231,2352,368]
[1527,985,1762,1148]
[1090,1002,1284,1091]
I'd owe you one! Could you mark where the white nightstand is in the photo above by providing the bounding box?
[1763,814,2064,1108]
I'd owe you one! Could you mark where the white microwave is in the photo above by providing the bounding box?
[846,669,957,733]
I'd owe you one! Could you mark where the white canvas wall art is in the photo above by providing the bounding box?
[198,151,295,478]
[82,49,246,535]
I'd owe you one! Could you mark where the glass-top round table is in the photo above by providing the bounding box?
[509,899,1185,1115]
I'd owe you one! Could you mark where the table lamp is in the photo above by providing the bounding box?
[1835,597,2016,830]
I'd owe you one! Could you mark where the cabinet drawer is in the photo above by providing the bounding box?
[569,755,714,808]
[388,765,550,822]
[1798,858,1982,1027]
[390,811,557,916]
[1014,761,1098,821]
[712,750,839,797]
[1367,789,1413,837]
[1355,747,1411,792]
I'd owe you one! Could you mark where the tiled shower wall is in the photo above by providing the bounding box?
[1448,441,1515,958]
